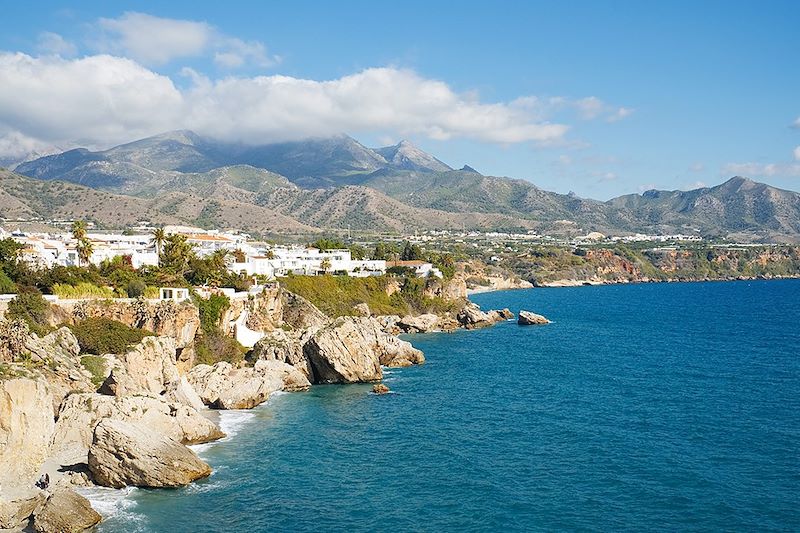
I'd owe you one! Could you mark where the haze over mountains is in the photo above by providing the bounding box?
[7,130,800,242]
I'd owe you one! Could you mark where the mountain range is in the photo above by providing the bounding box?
[5,130,800,242]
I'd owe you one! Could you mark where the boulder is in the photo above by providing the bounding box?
[280,291,329,331]
[497,308,515,320]
[352,303,371,317]
[303,317,424,383]
[187,360,310,410]
[52,393,224,456]
[372,383,390,395]
[23,328,95,413]
[456,302,494,329]
[99,336,179,397]
[164,376,207,412]
[375,315,401,335]
[32,487,101,533]
[0,490,45,530]
[254,359,311,392]
[88,419,211,488]
[0,378,55,488]
[397,313,440,333]
[250,329,314,378]
[518,310,551,325]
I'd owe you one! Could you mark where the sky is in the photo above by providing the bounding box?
[0,0,798,199]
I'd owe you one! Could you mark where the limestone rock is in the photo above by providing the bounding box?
[164,376,206,411]
[0,378,55,488]
[250,329,314,378]
[397,313,440,333]
[254,359,311,392]
[52,393,224,457]
[33,487,101,533]
[280,291,329,331]
[456,302,494,329]
[0,490,45,530]
[518,310,551,325]
[372,383,390,395]
[352,303,371,317]
[375,315,401,335]
[498,308,515,320]
[88,419,211,488]
[187,360,308,410]
[99,336,179,397]
[303,317,424,383]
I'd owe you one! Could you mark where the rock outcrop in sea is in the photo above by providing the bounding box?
[518,311,551,325]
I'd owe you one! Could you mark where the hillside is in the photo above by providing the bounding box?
[11,130,800,241]
[0,169,317,235]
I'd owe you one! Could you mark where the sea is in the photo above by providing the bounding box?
[85,280,800,532]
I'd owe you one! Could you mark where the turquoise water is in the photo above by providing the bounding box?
[92,280,800,531]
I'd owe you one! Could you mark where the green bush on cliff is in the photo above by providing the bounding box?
[0,269,16,294]
[70,317,154,355]
[193,293,246,366]
[279,274,461,317]
[80,355,108,387]
[7,286,51,336]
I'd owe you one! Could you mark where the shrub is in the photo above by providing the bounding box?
[194,293,231,335]
[194,332,246,366]
[126,279,147,298]
[69,317,154,354]
[0,269,16,294]
[80,355,107,387]
[52,282,115,299]
[7,286,51,335]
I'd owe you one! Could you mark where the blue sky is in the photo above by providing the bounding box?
[1,1,799,199]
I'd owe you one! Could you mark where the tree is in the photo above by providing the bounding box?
[400,241,422,261]
[232,249,246,263]
[152,227,166,259]
[71,220,87,241]
[320,258,332,273]
[159,234,195,277]
[76,238,93,267]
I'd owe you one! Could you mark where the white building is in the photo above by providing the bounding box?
[229,247,386,279]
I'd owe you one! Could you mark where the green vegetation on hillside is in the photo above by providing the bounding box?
[279,274,461,318]
[193,293,246,366]
[69,317,154,355]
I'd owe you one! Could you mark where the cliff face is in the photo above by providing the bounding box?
[503,245,800,285]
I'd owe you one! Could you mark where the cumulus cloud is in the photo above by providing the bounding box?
[96,12,212,65]
[0,54,580,152]
[36,32,77,57]
[93,12,278,69]
[794,146,800,161]
[0,53,182,146]
[793,117,800,128]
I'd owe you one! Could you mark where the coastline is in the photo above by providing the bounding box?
[535,273,800,288]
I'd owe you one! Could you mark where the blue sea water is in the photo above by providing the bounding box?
[91,280,800,532]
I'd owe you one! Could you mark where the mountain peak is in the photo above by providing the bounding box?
[460,165,479,173]
[375,140,451,173]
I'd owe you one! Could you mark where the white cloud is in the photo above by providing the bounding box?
[689,162,705,172]
[721,146,800,178]
[36,32,77,57]
[96,12,212,65]
[686,181,707,189]
[574,96,633,122]
[214,38,278,69]
[0,53,182,147]
[793,117,800,128]
[722,162,800,178]
[93,12,278,69]
[0,54,576,153]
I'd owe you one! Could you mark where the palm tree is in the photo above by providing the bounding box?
[320,258,332,274]
[152,227,166,259]
[71,220,87,241]
[76,237,93,267]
